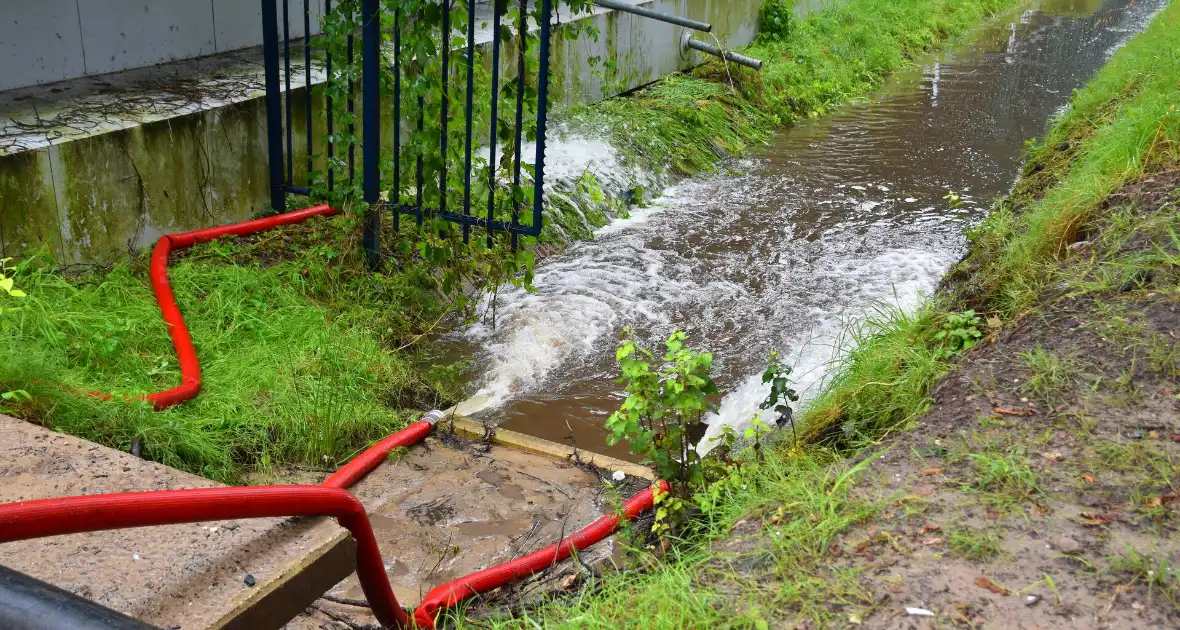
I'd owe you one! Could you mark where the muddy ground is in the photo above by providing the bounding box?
[837,173,1179,628]
[709,170,1180,629]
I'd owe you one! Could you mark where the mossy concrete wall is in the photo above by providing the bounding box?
[0,0,795,263]
[0,97,279,261]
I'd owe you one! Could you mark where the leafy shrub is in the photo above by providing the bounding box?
[934,310,984,358]
[607,330,718,493]
[758,0,794,42]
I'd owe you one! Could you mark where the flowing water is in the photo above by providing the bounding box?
[451,0,1166,460]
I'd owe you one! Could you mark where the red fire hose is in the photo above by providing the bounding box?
[322,420,434,489]
[92,204,341,409]
[414,480,667,628]
[16,206,665,627]
[0,486,411,628]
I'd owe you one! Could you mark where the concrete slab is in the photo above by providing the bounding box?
[0,415,636,629]
[0,414,353,630]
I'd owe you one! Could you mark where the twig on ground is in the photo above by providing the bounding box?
[309,604,380,630]
[320,594,371,608]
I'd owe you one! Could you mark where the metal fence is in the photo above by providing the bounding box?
[261,0,554,263]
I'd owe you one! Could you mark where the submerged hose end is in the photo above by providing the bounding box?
[422,410,447,426]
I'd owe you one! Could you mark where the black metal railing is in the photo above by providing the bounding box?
[261,0,554,264]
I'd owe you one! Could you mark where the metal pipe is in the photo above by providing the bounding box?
[683,33,763,70]
[439,0,450,223]
[592,0,711,33]
[347,31,354,182]
[462,0,476,243]
[393,8,402,231]
[485,0,503,248]
[510,0,527,251]
[325,0,334,193]
[0,565,161,630]
[283,0,294,186]
[303,0,312,179]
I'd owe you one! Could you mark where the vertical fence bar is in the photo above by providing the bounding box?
[262,0,287,212]
[283,0,294,187]
[392,8,401,232]
[304,0,312,180]
[510,0,528,250]
[325,0,334,193]
[417,95,425,227]
[462,0,476,243]
[361,0,381,268]
[439,1,451,227]
[347,30,355,182]
[531,0,552,235]
[486,0,503,248]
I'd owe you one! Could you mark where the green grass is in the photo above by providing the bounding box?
[798,303,951,445]
[948,526,1005,560]
[967,447,1043,505]
[1020,345,1078,404]
[0,216,458,483]
[1108,547,1180,606]
[452,452,877,629]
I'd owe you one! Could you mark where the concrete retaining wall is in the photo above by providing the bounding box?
[0,0,816,262]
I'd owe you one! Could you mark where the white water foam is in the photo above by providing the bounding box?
[697,247,952,453]
[457,133,677,413]
[461,241,687,413]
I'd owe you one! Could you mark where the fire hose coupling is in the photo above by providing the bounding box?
[422,410,448,426]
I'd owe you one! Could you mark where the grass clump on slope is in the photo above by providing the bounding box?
[0,215,458,483]
[570,0,1016,179]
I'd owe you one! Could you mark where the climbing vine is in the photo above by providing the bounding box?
[0,258,26,313]
[0,258,30,403]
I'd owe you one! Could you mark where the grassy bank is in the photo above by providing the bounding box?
[455,1,1180,627]
[804,0,1180,446]
[0,218,461,483]
[566,0,1016,180]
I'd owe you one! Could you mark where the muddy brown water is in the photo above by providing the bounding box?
[284,434,612,629]
[454,0,1166,459]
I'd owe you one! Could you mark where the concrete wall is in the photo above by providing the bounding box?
[0,0,779,262]
[0,1,325,91]
[0,96,277,261]
[550,0,762,105]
